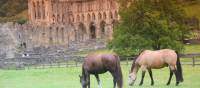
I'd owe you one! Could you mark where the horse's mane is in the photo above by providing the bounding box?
[130,50,145,72]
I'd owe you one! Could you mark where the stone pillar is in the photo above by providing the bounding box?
[85,23,90,40]
[96,22,101,39]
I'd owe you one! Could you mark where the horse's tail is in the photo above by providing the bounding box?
[175,51,184,82]
[115,55,123,88]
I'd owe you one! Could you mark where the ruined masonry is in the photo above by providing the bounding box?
[24,0,119,50]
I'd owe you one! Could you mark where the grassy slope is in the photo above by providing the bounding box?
[0,10,28,22]
[0,65,199,88]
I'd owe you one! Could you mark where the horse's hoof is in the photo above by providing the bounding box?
[166,82,170,86]
[139,83,143,86]
[151,83,154,86]
[176,82,179,86]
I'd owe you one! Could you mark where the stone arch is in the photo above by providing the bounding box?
[100,21,106,38]
[92,13,96,20]
[110,11,113,19]
[103,12,107,19]
[98,12,102,20]
[78,23,87,41]
[89,22,96,39]
[87,14,91,21]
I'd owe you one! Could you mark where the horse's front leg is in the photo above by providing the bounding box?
[95,74,102,88]
[87,75,90,88]
[148,69,154,86]
[166,68,173,85]
[139,68,146,86]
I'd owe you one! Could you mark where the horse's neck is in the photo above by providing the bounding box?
[131,64,139,74]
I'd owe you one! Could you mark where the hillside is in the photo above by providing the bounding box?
[0,0,27,23]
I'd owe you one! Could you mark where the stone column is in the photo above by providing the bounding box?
[85,23,90,40]
[96,22,101,39]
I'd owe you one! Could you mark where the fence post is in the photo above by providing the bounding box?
[126,57,129,66]
[75,57,78,67]
[192,57,195,67]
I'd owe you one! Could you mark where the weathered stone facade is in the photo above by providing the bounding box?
[28,0,119,48]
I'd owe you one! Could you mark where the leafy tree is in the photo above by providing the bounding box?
[109,0,194,56]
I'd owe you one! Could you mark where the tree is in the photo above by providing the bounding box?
[109,0,193,56]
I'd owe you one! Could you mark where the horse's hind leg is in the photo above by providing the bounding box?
[169,66,179,86]
[95,74,102,88]
[173,70,180,86]
[166,68,173,85]
[148,69,154,86]
[110,72,117,88]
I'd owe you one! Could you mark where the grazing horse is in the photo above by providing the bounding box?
[79,53,123,88]
[128,49,183,86]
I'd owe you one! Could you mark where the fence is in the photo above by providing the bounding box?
[0,54,200,70]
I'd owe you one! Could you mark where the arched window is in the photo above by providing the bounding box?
[37,1,40,19]
[82,14,85,21]
[61,28,64,42]
[33,2,36,19]
[52,14,55,24]
[77,15,80,22]
[110,12,113,19]
[98,13,102,20]
[87,14,91,21]
[92,13,95,20]
[49,27,53,44]
[42,0,45,19]
[103,12,107,19]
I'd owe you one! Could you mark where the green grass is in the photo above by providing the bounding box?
[184,44,200,54]
[0,65,200,88]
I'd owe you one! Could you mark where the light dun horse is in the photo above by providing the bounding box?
[79,53,123,88]
[128,49,183,86]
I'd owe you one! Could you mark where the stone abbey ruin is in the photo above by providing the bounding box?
[26,0,119,49]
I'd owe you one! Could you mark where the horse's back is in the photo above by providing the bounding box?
[137,49,177,69]
[83,53,119,74]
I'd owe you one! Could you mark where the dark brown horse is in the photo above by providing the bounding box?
[79,52,123,88]
[128,49,183,86]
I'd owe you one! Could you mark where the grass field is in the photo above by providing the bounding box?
[0,65,200,88]
[184,44,200,54]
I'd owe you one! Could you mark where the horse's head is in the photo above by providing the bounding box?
[79,75,87,88]
[128,72,137,86]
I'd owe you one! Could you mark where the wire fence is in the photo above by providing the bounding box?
[0,54,200,70]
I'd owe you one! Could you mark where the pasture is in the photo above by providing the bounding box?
[0,65,200,88]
